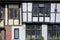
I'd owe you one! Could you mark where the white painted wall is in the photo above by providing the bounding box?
[12,24,26,40]
[42,24,47,40]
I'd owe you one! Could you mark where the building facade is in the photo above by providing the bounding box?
[0,0,60,40]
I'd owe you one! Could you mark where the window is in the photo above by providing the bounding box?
[48,25,60,40]
[32,3,50,17]
[14,28,19,39]
[26,25,42,40]
[0,5,5,19]
[8,5,19,19]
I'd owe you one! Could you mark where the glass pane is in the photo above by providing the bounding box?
[14,8,18,19]
[45,17,49,22]
[57,3,60,12]
[28,3,32,11]
[44,7,50,16]
[56,13,60,22]
[50,13,55,22]
[57,25,60,30]
[39,4,44,7]
[32,7,38,16]
[48,30,53,37]
[36,25,42,30]
[48,25,52,30]
[9,8,13,19]
[22,3,27,12]
[28,13,32,22]
[33,17,38,22]
[51,3,55,12]
[36,31,42,38]
[23,13,27,22]
[14,29,19,39]
[39,17,43,22]
[0,5,4,19]
[39,8,44,16]
[26,25,35,29]
[58,31,60,38]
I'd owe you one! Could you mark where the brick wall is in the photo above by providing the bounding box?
[5,26,12,40]
[1,30,4,40]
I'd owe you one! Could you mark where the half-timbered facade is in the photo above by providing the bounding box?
[0,0,60,40]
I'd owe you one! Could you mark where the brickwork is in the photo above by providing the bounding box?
[5,26,12,40]
[1,30,4,40]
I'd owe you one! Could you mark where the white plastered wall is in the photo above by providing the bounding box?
[12,24,26,40]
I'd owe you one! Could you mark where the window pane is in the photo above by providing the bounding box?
[39,8,44,16]
[57,3,60,12]
[36,25,42,30]
[39,4,44,7]
[0,5,4,19]
[50,13,55,22]
[14,28,19,39]
[32,7,38,16]
[28,13,32,22]
[26,25,35,29]
[22,3,27,12]
[56,13,60,22]
[14,8,19,19]
[33,17,38,22]
[9,8,13,19]
[28,3,32,11]
[23,13,27,22]
[39,17,43,22]
[58,31,60,38]
[45,17,49,22]
[36,31,42,38]
[51,3,55,12]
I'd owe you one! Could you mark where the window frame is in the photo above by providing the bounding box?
[32,3,51,17]
[26,25,42,39]
[8,5,20,19]
[14,28,19,39]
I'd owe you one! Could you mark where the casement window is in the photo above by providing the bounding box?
[32,3,50,17]
[48,25,60,40]
[26,25,42,40]
[14,28,19,39]
[0,5,5,19]
[8,5,19,19]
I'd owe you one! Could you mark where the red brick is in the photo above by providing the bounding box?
[5,26,12,40]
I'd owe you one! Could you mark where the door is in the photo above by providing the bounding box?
[12,25,26,40]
